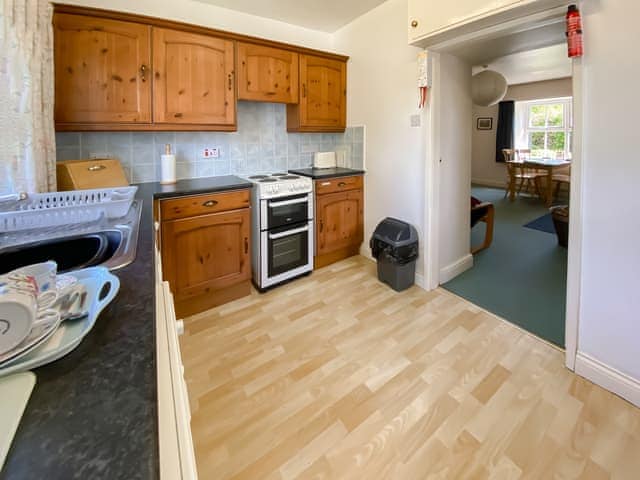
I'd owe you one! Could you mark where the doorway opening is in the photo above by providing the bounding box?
[422,10,581,355]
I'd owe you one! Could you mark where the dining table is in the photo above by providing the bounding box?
[508,158,571,207]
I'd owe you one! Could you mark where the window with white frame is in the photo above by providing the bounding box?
[518,97,573,159]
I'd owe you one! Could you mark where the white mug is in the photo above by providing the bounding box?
[0,290,37,355]
[9,262,58,309]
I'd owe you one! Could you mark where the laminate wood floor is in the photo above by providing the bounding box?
[180,256,640,480]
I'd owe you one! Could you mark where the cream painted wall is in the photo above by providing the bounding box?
[472,78,573,187]
[576,0,640,387]
[438,53,472,278]
[332,0,427,277]
[59,0,333,51]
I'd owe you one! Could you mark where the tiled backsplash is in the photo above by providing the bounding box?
[56,102,364,183]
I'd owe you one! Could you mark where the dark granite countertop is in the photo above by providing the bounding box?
[288,167,365,179]
[1,176,251,480]
[149,175,252,199]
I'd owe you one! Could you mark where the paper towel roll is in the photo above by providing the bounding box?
[160,144,176,184]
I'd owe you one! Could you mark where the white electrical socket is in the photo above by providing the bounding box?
[202,147,220,159]
[410,115,421,127]
[89,152,112,159]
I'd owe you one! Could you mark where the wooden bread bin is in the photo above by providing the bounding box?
[56,159,129,191]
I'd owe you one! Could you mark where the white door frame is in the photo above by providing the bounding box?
[422,13,583,371]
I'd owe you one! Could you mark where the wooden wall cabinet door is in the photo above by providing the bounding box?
[53,13,152,125]
[287,54,346,132]
[316,189,364,256]
[161,209,250,303]
[153,28,236,127]
[237,43,298,104]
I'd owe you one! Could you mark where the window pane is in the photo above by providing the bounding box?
[547,132,565,154]
[529,132,545,157]
[547,104,564,127]
[529,105,546,127]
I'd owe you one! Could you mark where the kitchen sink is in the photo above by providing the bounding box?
[0,200,141,274]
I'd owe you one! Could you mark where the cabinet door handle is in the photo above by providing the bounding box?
[87,164,107,172]
[228,72,234,91]
[202,199,218,207]
[302,84,307,98]
[319,219,323,232]
[338,182,346,187]
[140,64,147,82]
[244,237,248,254]
[411,20,418,28]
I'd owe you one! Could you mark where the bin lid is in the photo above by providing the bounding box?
[371,217,419,247]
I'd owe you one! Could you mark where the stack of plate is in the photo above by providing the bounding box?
[0,267,119,376]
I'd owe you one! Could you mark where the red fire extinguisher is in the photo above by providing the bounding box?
[566,4,584,58]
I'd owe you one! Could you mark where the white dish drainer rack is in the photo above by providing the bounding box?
[0,186,138,233]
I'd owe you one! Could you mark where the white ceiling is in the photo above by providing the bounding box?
[449,21,567,65]
[194,0,388,32]
[472,43,571,85]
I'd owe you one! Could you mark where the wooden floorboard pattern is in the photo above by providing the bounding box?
[180,256,640,479]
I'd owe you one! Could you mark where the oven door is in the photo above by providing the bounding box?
[261,194,312,230]
[260,221,313,287]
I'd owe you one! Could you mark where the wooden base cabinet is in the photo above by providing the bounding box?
[159,190,251,318]
[314,176,364,268]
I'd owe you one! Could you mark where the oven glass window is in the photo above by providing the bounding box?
[267,195,309,229]
[268,226,309,278]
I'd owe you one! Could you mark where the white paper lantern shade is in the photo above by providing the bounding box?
[471,70,508,107]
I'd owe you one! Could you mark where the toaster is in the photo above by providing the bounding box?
[313,151,337,169]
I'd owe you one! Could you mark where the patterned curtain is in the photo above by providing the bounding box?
[0,0,56,194]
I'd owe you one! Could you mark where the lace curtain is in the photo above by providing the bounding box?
[0,0,56,194]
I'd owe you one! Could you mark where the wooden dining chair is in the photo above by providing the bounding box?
[516,148,546,196]
[503,149,542,199]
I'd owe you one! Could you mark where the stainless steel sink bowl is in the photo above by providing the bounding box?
[0,200,141,274]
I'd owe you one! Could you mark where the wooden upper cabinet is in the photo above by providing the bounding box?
[52,6,347,131]
[53,13,152,125]
[316,189,364,256]
[287,54,346,132]
[237,43,298,103]
[153,28,235,127]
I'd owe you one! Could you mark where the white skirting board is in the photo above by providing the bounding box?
[439,254,474,284]
[471,178,507,189]
[575,352,640,407]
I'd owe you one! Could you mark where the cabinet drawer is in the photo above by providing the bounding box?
[315,175,363,195]
[160,190,250,220]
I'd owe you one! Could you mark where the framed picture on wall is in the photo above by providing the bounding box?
[477,117,493,130]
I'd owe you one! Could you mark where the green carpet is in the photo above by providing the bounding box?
[443,186,567,347]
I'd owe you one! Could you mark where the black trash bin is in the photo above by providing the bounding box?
[370,218,419,292]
